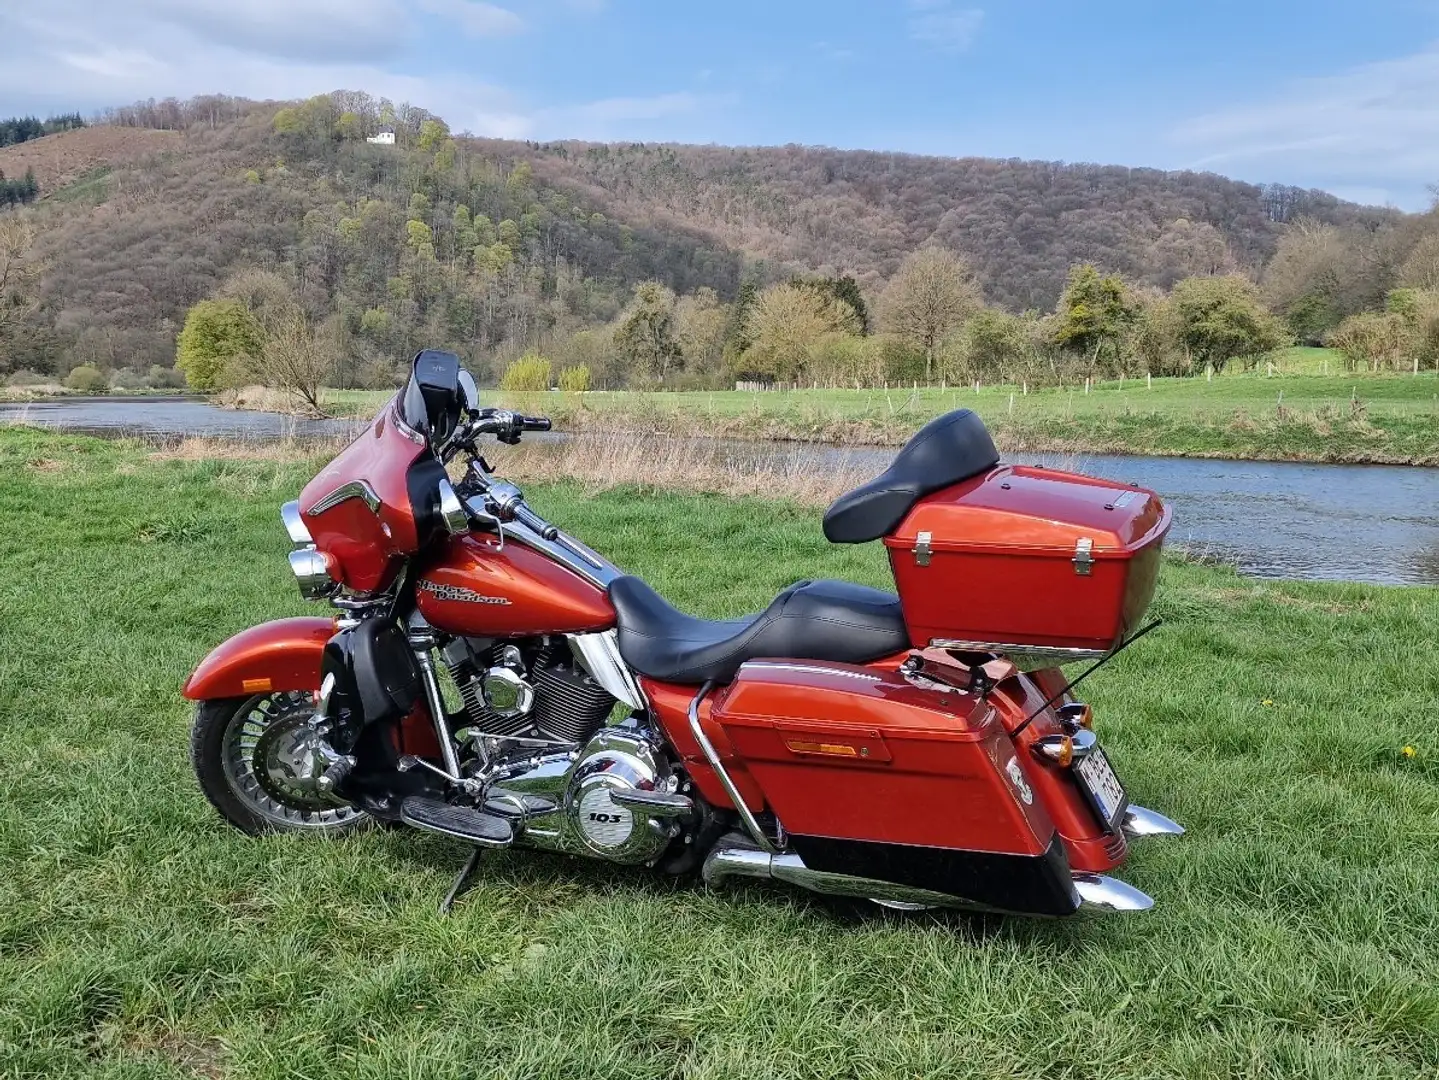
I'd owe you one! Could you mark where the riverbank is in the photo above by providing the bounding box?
[312,372,1439,465]
[2,427,1436,1078]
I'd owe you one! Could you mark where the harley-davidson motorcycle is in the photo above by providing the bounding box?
[185,350,1183,916]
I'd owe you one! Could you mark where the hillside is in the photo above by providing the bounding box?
[0,92,1420,386]
[506,141,1394,311]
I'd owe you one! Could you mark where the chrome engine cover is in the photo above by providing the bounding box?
[481,720,677,865]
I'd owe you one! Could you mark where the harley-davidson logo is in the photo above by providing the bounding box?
[418,580,511,605]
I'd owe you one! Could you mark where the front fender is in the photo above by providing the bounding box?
[182,617,336,701]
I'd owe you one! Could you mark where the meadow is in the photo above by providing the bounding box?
[320,354,1439,465]
[1,426,1437,1079]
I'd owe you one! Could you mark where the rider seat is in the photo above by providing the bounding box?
[608,577,910,685]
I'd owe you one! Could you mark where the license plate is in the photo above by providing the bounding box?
[1075,748,1128,830]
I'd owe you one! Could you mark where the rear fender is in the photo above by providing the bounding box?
[182,617,335,701]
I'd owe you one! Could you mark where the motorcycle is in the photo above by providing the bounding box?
[185,349,1183,917]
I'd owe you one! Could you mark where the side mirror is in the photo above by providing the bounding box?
[457,370,480,416]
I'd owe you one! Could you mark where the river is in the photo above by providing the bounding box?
[5,395,1438,587]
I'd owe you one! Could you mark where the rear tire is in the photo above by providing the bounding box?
[191,693,369,836]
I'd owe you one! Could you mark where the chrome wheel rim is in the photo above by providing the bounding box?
[220,692,366,830]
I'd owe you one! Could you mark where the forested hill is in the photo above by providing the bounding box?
[0,92,1409,384]
[506,141,1391,310]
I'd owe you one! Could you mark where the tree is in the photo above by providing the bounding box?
[674,287,729,381]
[175,299,262,390]
[1052,264,1136,375]
[790,274,869,334]
[1328,311,1411,372]
[741,282,858,382]
[956,308,1031,382]
[613,281,681,381]
[252,306,339,412]
[878,248,982,380]
[0,215,44,338]
[1168,275,1288,373]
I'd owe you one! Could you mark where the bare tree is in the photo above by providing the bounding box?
[0,215,44,337]
[254,305,339,414]
[878,247,982,380]
[741,282,857,382]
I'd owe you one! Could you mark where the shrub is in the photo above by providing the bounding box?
[556,364,590,392]
[147,365,189,389]
[108,369,148,391]
[176,298,262,391]
[64,365,107,392]
[500,353,552,391]
[5,369,49,387]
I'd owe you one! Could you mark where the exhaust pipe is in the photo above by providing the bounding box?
[1122,805,1184,837]
[704,841,1156,915]
[702,843,973,909]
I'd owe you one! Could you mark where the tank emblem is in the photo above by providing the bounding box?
[1005,757,1034,804]
[419,580,512,605]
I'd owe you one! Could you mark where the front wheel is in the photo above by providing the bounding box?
[191,692,369,835]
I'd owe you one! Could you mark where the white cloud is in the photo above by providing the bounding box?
[907,3,983,53]
[413,0,525,37]
[1171,43,1439,209]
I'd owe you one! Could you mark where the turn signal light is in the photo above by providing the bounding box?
[1033,734,1075,767]
[1032,728,1098,768]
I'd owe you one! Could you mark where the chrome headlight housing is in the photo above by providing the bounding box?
[288,547,339,600]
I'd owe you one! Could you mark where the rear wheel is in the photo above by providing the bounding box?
[191,692,369,835]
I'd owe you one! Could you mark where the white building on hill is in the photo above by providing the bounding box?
[367,127,396,146]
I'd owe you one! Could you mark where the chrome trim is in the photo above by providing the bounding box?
[688,685,777,854]
[1122,805,1185,837]
[501,515,624,591]
[280,500,313,545]
[1032,728,1099,764]
[1072,874,1154,912]
[929,639,1107,666]
[308,479,381,517]
[390,397,426,446]
[437,478,468,536]
[288,548,338,599]
[702,842,991,910]
[568,630,647,710]
[739,661,882,682]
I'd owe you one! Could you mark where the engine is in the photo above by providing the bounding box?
[441,636,616,746]
[483,720,685,865]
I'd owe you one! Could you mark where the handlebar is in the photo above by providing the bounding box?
[513,502,559,541]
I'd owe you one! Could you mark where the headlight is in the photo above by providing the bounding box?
[281,500,313,546]
[288,547,338,599]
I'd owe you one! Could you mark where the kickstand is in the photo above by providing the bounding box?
[440,846,484,914]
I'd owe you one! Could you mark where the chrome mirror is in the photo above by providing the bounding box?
[457,370,480,415]
[437,478,469,536]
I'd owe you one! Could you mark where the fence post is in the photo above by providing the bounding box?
[1008,392,1014,415]
[1147,372,1152,390]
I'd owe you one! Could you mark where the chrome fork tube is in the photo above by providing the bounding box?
[413,647,464,780]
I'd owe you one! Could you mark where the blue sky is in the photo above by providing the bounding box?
[3,1,1439,208]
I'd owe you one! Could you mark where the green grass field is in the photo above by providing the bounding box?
[2,427,1437,1078]
[321,356,1439,464]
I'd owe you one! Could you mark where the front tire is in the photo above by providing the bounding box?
[191,692,369,836]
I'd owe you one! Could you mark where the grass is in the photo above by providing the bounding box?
[2,426,1438,1079]
[317,359,1439,464]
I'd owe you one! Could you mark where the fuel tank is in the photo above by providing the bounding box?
[416,534,615,637]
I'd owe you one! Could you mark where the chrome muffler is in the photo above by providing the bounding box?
[1122,805,1185,837]
[702,842,1157,915]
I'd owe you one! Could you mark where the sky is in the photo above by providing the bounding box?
[3,0,1439,209]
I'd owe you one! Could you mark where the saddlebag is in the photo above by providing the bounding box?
[884,465,1171,658]
[708,659,1078,914]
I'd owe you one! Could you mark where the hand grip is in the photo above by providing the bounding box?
[513,503,559,541]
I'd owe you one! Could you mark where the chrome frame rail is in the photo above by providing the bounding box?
[687,682,777,854]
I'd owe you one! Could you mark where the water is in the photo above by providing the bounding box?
[5,396,1438,587]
